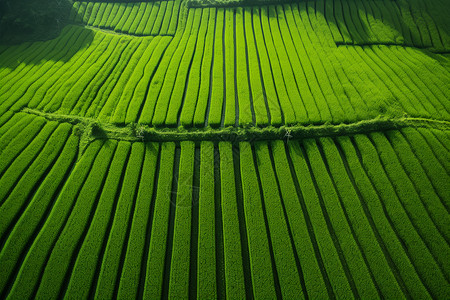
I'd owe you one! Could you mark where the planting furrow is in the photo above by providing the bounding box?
[111,37,155,124]
[368,132,450,277]
[41,31,108,113]
[0,111,14,129]
[354,134,449,298]
[86,38,142,118]
[400,128,450,207]
[0,121,58,205]
[0,134,78,299]
[287,140,354,298]
[252,7,283,125]
[295,3,347,123]
[128,36,172,123]
[304,138,379,299]
[223,8,236,127]
[235,7,253,126]
[260,6,295,125]
[168,0,183,35]
[58,35,122,115]
[320,137,405,298]
[98,38,147,121]
[292,5,362,122]
[168,141,195,298]
[151,1,168,35]
[0,27,82,115]
[121,3,141,34]
[0,114,41,157]
[386,130,450,240]
[152,9,201,126]
[218,142,247,298]
[207,8,225,127]
[166,9,210,126]
[75,36,133,117]
[34,140,117,299]
[138,5,190,124]
[289,4,334,122]
[94,143,145,299]
[243,7,269,126]
[277,5,321,123]
[12,28,91,113]
[158,1,172,34]
[273,140,332,298]
[338,135,431,298]
[128,3,147,34]
[196,142,216,298]
[0,123,72,242]
[239,141,277,299]
[117,143,160,299]
[181,8,216,127]
[5,140,103,299]
[64,142,131,299]
[135,2,153,35]
[254,142,304,298]
[143,142,176,299]
[25,28,95,110]
[143,2,161,35]
[71,1,180,36]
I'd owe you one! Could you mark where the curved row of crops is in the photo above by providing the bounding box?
[70,0,182,36]
[0,112,448,299]
[0,3,449,129]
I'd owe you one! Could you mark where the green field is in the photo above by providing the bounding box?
[0,0,449,298]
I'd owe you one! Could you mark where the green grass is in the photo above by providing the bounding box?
[0,0,449,298]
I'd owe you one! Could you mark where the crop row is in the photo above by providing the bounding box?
[70,0,182,36]
[134,5,449,126]
[186,0,449,52]
[315,0,449,52]
[0,5,448,127]
[1,113,448,298]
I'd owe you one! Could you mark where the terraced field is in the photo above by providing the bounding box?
[0,0,449,298]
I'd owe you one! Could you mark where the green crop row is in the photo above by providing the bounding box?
[0,133,79,298]
[0,121,59,205]
[178,8,214,127]
[197,142,216,298]
[143,142,175,299]
[5,140,103,299]
[164,9,209,126]
[2,4,448,127]
[0,126,448,298]
[94,143,145,299]
[35,140,117,299]
[64,141,131,299]
[0,122,72,244]
[117,143,159,299]
[71,1,181,36]
[185,0,450,51]
[168,141,195,298]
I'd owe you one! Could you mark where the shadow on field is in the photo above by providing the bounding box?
[313,0,423,47]
[0,0,98,70]
[0,26,94,70]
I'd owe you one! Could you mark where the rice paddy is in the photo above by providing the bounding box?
[0,0,449,298]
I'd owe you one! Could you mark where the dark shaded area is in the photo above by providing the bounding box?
[0,0,73,44]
